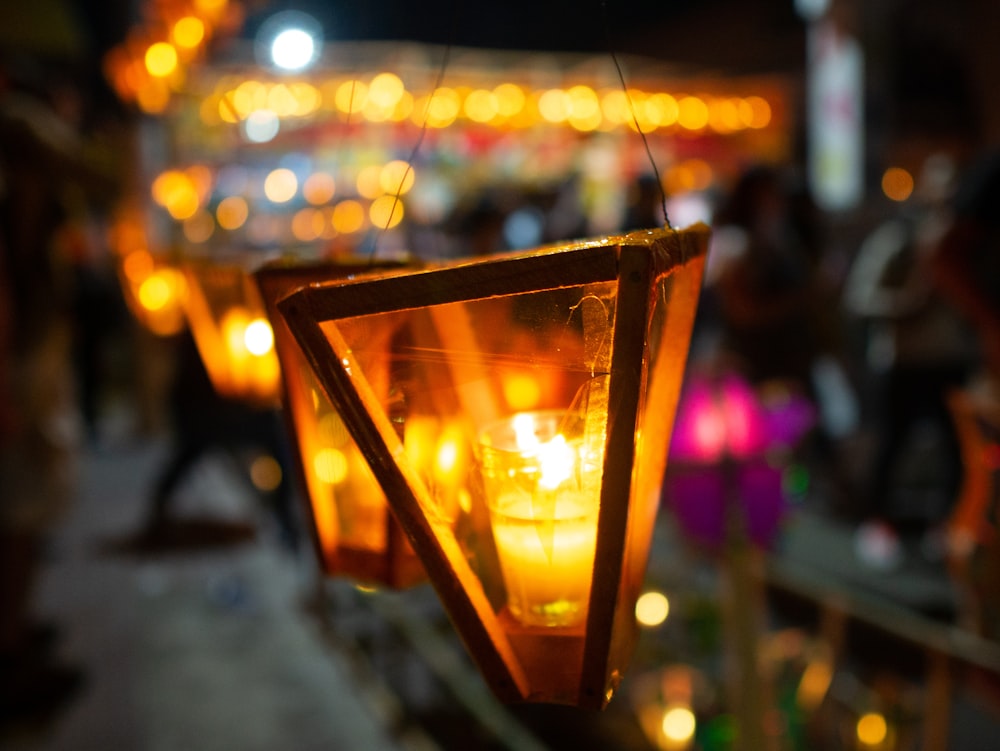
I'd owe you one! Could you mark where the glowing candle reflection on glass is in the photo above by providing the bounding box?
[480,411,601,628]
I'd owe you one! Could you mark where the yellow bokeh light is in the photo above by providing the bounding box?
[538,88,570,123]
[369,195,404,229]
[646,92,679,127]
[677,96,709,131]
[331,200,366,233]
[661,705,696,744]
[267,83,299,117]
[232,79,266,119]
[314,448,349,484]
[303,172,336,205]
[151,170,190,207]
[368,72,404,108]
[856,712,888,747]
[425,87,460,127]
[635,591,670,627]
[493,83,525,117]
[882,166,914,202]
[567,85,599,119]
[464,88,498,123]
[356,165,384,199]
[335,80,368,114]
[380,160,415,196]
[171,16,205,49]
[144,42,178,78]
[264,168,298,203]
[601,89,630,125]
[137,269,184,312]
[216,196,249,230]
[290,82,321,116]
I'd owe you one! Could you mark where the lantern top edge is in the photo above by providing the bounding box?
[276,223,710,323]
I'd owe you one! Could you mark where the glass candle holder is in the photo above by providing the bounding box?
[480,410,602,628]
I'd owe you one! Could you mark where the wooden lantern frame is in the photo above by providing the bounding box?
[278,225,709,708]
[256,259,425,588]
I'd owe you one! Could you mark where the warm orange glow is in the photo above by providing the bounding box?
[264,168,298,203]
[303,172,336,205]
[369,195,404,229]
[502,373,542,411]
[882,166,914,202]
[216,196,249,230]
[745,96,772,128]
[482,411,601,627]
[601,89,630,125]
[646,92,679,127]
[314,447,349,484]
[194,0,228,17]
[677,96,709,131]
[856,712,888,747]
[171,16,205,49]
[232,79,265,119]
[152,170,199,220]
[796,657,833,711]
[145,42,178,78]
[331,200,366,233]
[289,82,321,117]
[122,249,154,282]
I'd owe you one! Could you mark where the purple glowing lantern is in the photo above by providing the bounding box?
[664,373,815,550]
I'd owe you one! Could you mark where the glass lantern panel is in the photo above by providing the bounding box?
[321,279,618,688]
[602,252,707,695]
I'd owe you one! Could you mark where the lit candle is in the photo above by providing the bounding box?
[480,411,601,628]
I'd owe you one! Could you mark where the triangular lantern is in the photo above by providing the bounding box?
[256,259,425,588]
[278,225,709,708]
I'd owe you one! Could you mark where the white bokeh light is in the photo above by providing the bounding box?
[271,28,315,71]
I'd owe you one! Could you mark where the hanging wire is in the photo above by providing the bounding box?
[601,1,671,229]
[368,6,457,262]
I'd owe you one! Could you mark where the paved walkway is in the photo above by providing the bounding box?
[3,434,423,751]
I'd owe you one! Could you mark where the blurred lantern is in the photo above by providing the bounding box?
[255,259,424,588]
[181,257,283,406]
[109,203,188,337]
[278,225,709,708]
[664,372,815,550]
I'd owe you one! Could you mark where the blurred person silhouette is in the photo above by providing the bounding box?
[621,173,666,231]
[930,150,1000,383]
[0,62,107,727]
[844,155,978,569]
[142,328,301,553]
[710,165,848,415]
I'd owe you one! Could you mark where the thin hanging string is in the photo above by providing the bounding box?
[367,10,457,262]
[601,2,671,230]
